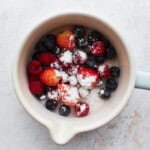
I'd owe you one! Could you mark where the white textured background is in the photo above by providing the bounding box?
[0,0,150,149]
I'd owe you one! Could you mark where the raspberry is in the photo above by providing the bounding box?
[29,81,44,95]
[74,101,89,117]
[27,60,42,75]
[73,50,87,65]
[91,41,105,56]
[39,52,56,65]
[28,74,39,82]
[98,64,110,78]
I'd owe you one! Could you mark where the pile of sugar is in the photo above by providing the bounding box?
[60,50,73,64]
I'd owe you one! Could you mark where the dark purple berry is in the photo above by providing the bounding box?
[105,47,116,59]
[45,99,58,111]
[99,88,111,99]
[87,58,97,69]
[75,37,87,48]
[87,30,104,45]
[106,78,118,91]
[96,56,105,64]
[110,66,120,78]
[32,51,41,60]
[72,25,86,38]
[59,105,71,116]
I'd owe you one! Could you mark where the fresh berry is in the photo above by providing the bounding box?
[75,37,87,48]
[106,78,118,91]
[27,60,43,75]
[59,105,71,116]
[98,64,110,78]
[66,64,79,75]
[40,68,61,86]
[39,52,56,65]
[57,83,79,106]
[35,34,56,52]
[73,50,87,65]
[72,25,86,38]
[74,102,89,117]
[32,51,41,60]
[84,46,92,55]
[99,88,111,99]
[78,87,90,98]
[68,76,78,85]
[110,66,120,78]
[45,99,58,111]
[29,81,44,95]
[91,41,105,56]
[56,30,75,50]
[77,67,99,89]
[105,46,116,59]
[60,71,69,83]
[50,60,62,70]
[47,88,59,101]
[28,74,39,82]
[87,31,104,45]
[58,50,73,68]
[39,94,47,101]
[96,56,105,64]
[86,58,97,69]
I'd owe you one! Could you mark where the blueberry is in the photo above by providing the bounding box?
[32,51,41,59]
[75,37,87,48]
[106,78,118,91]
[110,66,120,78]
[99,88,111,99]
[105,46,116,59]
[87,58,97,69]
[87,30,104,45]
[35,34,56,53]
[96,56,105,64]
[84,46,92,55]
[45,99,58,111]
[72,25,86,38]
[59,105,71,116]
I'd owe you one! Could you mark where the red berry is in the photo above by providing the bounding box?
[74,101,89,117]
[40,68,61,86]
[91,41,105,56]
[56,30,75,50]
[73,50,87,65]
[29,81,44,95]
[58,51,73,69]
[39,52,56,65]
[77,67,99,89]
[27,60,43,75]
[98,64,110,78]
[28,74,39,82]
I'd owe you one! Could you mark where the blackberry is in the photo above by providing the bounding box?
[75,37,87,48]
[96,56,105,64]
[105,46,116,59]
[106,78,118,91]
[72,25,86,38]
[84,46,92,55]
[110,66,120,78]
[32,51,41,60]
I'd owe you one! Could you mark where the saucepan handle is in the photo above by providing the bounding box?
[135,71,150,90]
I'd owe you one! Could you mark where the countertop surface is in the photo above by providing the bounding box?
[1,0,150,149]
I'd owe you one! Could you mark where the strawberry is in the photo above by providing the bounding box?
[40,68,61,86]
[56,30,75,50]
[57,83,79,106]
[77,67,99,89]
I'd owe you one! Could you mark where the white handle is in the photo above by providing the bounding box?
[135,71,150,90]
